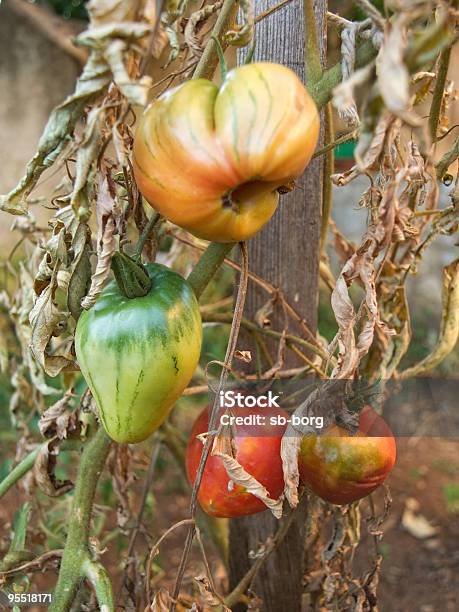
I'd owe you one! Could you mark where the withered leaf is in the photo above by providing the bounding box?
[281,387,326,508]
[87,0,138,25]
[68,250,92,318]
[377,16,410,115]
[193,574,229,610]
[184,2,224,60]
[0,0,155,215]
[29,280,74,377]
[33,439,73,497]
[69,106,104,212]
[254,297,275,328]
[212,427,283,518]
[149,587,172,612]
[0,52,111,215]
[81,173,118,310]
[38,390,80,440]
[234,350,252,363]
[224,0,254,47]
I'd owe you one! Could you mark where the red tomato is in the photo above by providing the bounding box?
[186,404,287,518]
[298,406,396,505]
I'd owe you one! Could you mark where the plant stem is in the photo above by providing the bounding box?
[312,129,357,159]
[82,558,115,611]
[50,428,111,612]
[0,439,81,500]
[0,446,40,499]
[429,47,452,142]
[436,135,459,179]
[193,0,237,80]
[134,212,161,260]
[187,242,235,299]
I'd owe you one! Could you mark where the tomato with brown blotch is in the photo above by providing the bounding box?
[298,406,396,505]
[186,405,288,518]
[133,62,319,243]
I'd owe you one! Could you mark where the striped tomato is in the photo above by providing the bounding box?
[75,264,202,444]
[298,407,396,505]
[133,62,319,243]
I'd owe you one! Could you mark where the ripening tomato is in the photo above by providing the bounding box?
[186,404,287,517]
[75,264,202,444]
[298,407,396,505]
[133,62,319,242]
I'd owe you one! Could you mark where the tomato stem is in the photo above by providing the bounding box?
[50,428,112,612]
[211,35,228,81]
[187,242,235,299]
[111,251,152,299]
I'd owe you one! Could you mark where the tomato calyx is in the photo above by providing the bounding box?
[111,251,152,299]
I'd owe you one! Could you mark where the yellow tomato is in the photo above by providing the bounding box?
[133,63,320,243]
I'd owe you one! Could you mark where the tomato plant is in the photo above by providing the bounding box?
[133,62,319,242]
[75,263,202,443]
[298,407,396,505]
[186,404,288,517]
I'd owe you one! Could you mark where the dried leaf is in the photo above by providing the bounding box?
[29,279,74,377]
[224,0,254,47]
[185,1,224,60]
[254,298,274,328]
[234,350,252,363]
[87,0,138,25]
[33,439,73,497]
[81,173,118,309]
[281,386,335,507]
[0,1,154,214]
[367,486,392,538]
[377,17,409,112]
[280,433,302,508]
[212,427,283,518]
[332,114,395,186]
[13,266,60,396]
[38,391,80,440]
[375,281,410,378]
[67,225,92,320]
[0,53,111,215]
[149,587,172,611]
[69,106,104,212]
[322,510,346,562]
[193,574,228,609]
[103,38,152,106]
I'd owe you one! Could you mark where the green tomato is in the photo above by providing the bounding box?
[75,264,202,443]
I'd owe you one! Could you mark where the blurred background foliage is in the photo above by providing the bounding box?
[42,0,89,20]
